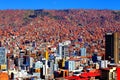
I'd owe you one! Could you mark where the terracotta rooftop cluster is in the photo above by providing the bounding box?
[0,9,120,54]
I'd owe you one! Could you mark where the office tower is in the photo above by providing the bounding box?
[58,43,63,59]
[0,47,7,70]
[80,47,86,56]
[58,43,69,59]
[65,60,75,71]
[0,47,6,65]
[105,32,119,63]
[62,45,69,58]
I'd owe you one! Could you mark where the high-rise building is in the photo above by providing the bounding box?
[0,47,7,65]
[58,43,63,59]
[57,43,69,59]
[80,47,86,56]
[105,32,120,63]
[62,45,69,58]
[0,47,7,70]
[65,60,75,71]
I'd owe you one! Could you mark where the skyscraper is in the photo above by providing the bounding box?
[58,43,69,59]
[80,47,86,56]
[0,47,6,65]
[58,43,63,59]
[62,45,69,58]
[105,32,120,63]
[114,32,119,63]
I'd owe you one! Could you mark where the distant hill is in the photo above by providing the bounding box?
[0,9,120,53]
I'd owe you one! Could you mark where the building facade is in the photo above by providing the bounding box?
[105,32,120,63]
[80,47,86,56]
[58,43,69,59]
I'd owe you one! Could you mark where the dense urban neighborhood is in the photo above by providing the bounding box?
[0,10,120,80]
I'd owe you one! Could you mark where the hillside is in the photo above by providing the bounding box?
[0,9,120,54]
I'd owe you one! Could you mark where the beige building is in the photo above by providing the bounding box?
[114,32,119,63]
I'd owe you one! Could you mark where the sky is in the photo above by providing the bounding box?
[0,0,120,10]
